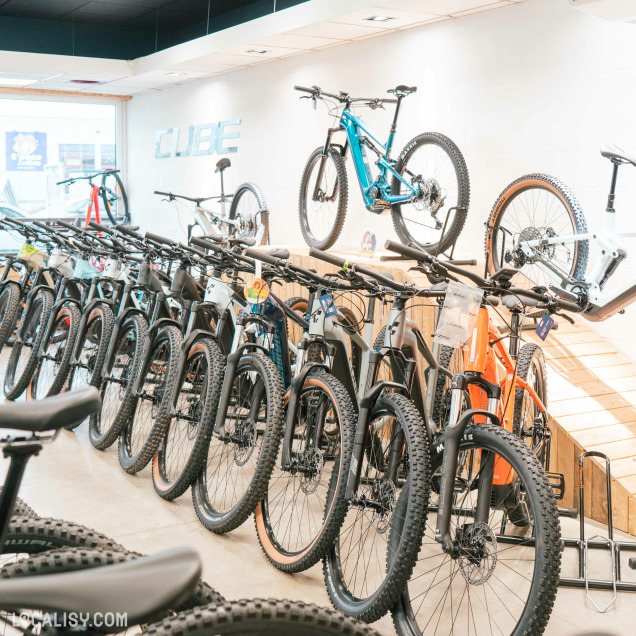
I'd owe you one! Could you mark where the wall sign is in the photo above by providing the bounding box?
[154,119,240,159]
[6,131,47,171]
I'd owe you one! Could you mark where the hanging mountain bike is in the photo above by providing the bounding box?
[155,158,269,245]
[295,84,470,251]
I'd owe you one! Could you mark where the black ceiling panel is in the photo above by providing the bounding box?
[0,0,308,59]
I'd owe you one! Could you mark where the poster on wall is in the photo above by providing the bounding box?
[5,131,47,171]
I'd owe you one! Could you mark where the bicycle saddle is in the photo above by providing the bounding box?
[0,388,100,432]
[389,85,417,96]
[215,158,231,172]
[502,294,541,310]
[600,143,636,166]
[0,547,201,626]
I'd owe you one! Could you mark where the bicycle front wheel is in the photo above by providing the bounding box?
[229,182,269,245]
[392,423,561,636]
[29,303,81,400]
[4,290,53,400]
[152,336,225,501]
[391,132,469,253]
[0,281,22,354]
[192,351,284,534]
[299,147,348,250]
[255,370,356,573]
[485,173,588,289]
[323,392,431,623]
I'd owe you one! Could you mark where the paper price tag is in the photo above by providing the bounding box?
[433,281,484,349]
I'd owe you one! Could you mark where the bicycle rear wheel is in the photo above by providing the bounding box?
[323,392,431,623]
[229,182,269,245]
[485,173,588,289]
[101,171,129,225]
[391,132,469,253]
[392,423,561,636]
[514,342,550,470]
[299,147,348,250]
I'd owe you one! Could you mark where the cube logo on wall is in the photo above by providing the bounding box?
[6,131,47,171]
[154,119,240,159]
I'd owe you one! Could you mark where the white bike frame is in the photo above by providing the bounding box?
[519,194,636,322]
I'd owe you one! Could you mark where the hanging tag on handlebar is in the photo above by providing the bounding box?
[245,278,269,304]
[433,281,483,349]
[254,257,262,280]
[535,312,554,341]
[318,293,337,317]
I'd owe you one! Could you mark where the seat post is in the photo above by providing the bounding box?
[390,95,404,135]
[606,160,620,214]
[0,443,41,551]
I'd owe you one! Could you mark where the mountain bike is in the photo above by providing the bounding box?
[485,144,636,322]
[295,84,469,251]
[379,241,572,636]
[57,169,129,226]
[155,157,269,244]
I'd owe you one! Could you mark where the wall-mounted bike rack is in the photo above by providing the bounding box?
[558,451,636,611]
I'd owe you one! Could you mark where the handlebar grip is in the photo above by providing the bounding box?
[116,225,144,241]
[88,221,111,233]
[556,298,581,313]
[308,248,348,268]
[145,231,176,247]
[190,237,222,252]
[294,85,314,93]
[384,240,430,262]
[244,248,280,266]
[57,219,81,231]
[154,191,170,196]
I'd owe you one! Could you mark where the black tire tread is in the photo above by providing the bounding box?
[0,282,22,355]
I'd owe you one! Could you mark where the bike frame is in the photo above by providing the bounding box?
[315,107,418,209]
[517,163,636,321]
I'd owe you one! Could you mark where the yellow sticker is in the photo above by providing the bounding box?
[18,243,40,259]
[244,278,270,304]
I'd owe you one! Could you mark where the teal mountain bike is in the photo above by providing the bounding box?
[295,84,470,251]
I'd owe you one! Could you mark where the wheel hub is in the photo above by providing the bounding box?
[299,446,324,495]
[508,226,557,267]
[233,418,257,466]
[371,480,397,534]
[456,522,498,585]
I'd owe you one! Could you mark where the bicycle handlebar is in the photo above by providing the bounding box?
[56,169,120,186]
[154,191,214,205]
[294,85,398,107]
[190,237,223,252]
[309,248,412,292]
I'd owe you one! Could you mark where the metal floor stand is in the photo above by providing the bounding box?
[559,451,636,611]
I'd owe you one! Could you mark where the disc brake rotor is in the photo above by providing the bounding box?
[456,522,498,585]
[299,446,324,495]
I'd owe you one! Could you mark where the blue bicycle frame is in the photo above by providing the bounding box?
[315,103,420,209]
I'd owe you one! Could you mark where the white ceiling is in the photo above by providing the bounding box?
[0,0,523,97]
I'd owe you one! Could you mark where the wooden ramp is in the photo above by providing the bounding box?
[278,246,636,535]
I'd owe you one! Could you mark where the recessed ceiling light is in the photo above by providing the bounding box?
[0,78,38,86]
[69,79,102,84]
[365,15,396,22]
[166,71,187,77]
[247,49,269,54]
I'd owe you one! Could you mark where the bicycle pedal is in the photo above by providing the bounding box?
[545,471,566,500]
[368,199,391,214]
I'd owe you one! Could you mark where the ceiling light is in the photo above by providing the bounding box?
[365,15,396,22]
[69,79,102,84]
[247,49,269,54]
[166,72,187,77]
[0,78,38,86]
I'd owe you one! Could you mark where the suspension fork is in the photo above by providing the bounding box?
[312,127,342,202]
[435,373,501,555]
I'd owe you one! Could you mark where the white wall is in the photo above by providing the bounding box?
[127,0,636,360]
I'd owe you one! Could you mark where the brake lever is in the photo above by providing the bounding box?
[555,310,575,324]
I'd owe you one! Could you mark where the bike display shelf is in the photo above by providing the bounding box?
[277,245,636,536]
